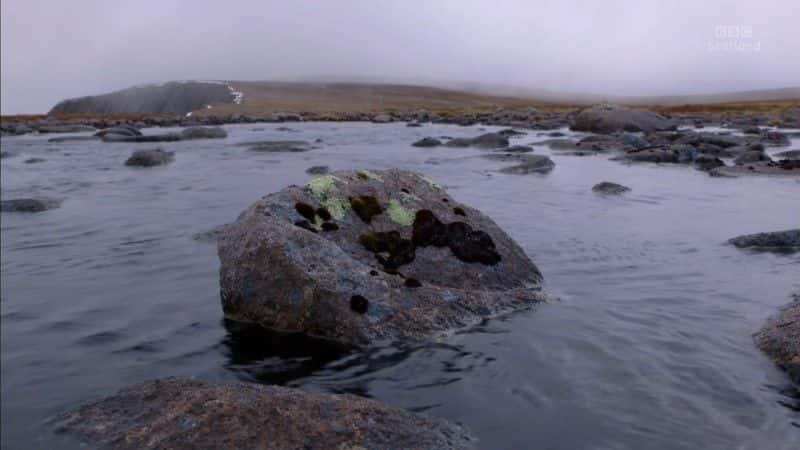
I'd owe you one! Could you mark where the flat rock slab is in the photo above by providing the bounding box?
[728,229,800,250]
[755,296,800,384]
[55,377,475,449]
[218,169,546,347]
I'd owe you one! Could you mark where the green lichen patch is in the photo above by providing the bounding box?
[387,199,415,226]
[307,175,349,220]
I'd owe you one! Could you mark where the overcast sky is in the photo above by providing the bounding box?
[2,0,798,114]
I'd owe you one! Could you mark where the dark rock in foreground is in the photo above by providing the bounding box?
[728,229,800,249]
[592,182,631,195]
[755,295,800,384]
[125,149,175,167]
[218,169,546,347]
[1,198,60,213]
[180,126,228,140]
[571,104,676,134]
[56,377,475,450]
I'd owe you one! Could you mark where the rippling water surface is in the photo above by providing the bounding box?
[1,123,799,449]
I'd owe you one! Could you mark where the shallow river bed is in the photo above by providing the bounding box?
[1,122,799,449]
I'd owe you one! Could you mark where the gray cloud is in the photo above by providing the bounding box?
[2,0,798,114]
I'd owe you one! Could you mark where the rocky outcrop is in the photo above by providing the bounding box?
[371,113,394,123]
[570,104,676,134]
[217,169,546,347]
[125,149,175,167]
[728,229,800,249]
[755,295,800,384]
[0,198,60,213]
[56,377,475,450]
[49,81,234,115]
[592,182,630,195]
[710,160,800,177]
[180,126,228,140]
[774,149,800,160]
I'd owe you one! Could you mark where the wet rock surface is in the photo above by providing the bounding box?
[0,198,60,213]
[412,137,443,147]
[592,181,631,195]
[103,133,182,143]
[445,132,509,149]
[55,377,476,450]
[728,229,800,250]
[756,294,800,384]
[218,169,545,347]
[125,149,175,167]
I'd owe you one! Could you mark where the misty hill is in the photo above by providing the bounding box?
[47,81,800,116]
[49,81,236,115]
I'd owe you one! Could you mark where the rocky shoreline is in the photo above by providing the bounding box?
[756,294,800,385]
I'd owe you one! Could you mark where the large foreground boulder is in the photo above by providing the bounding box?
[755,295,800,384]
[571,104,676,134]
[728,229,800,249]
[56,377,475,450]
[218,169,546,347]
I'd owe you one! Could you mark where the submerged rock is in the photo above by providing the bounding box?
[412,137,442,147]
[124,149,174,167]
[496,154,556,174]
[734,150,771,165]
[55,377,476,450]
[0,198,60,213]
[693,155,725,171]
[103,133,182,143]
[23,157,46,164]
[728,229,800,250]
[570,104,676,134]
[180,126,227,140]
[217,169,545,347]
[592,181,630,195]
[445,133,509,149]
[239,140,313,152]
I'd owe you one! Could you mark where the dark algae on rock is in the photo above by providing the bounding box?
[217,169,546,347]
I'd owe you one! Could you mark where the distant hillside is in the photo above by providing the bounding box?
[49,81,236,115]
[47,80,800,116]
